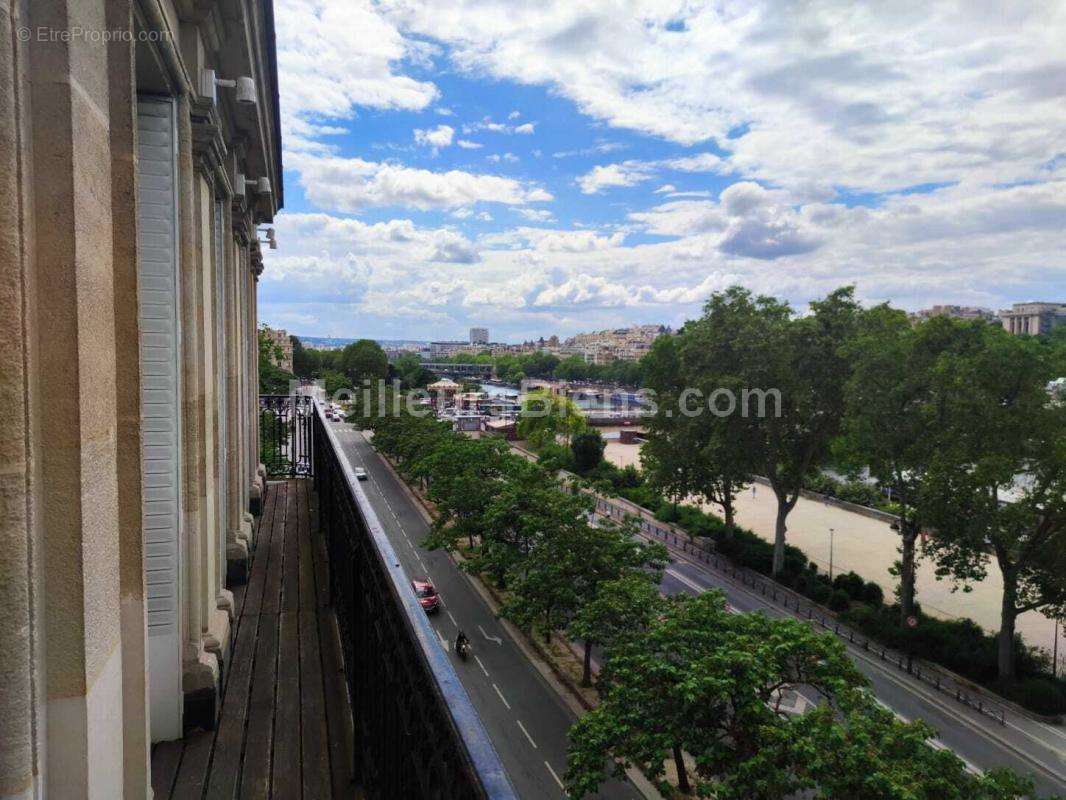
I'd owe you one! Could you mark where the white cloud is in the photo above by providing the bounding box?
[515,208,556,223]
[377,1,1066,193]
[414,124,455,148]
[288,152,553,210]
[514,122,536,134]
[654,184,676,194]
[276,0,438,152]
[577,162,654,193]
[457,139,483,149]
[664,152,724,173]
[508,110,522,119]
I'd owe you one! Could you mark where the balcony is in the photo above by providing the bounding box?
[150,397,515,799]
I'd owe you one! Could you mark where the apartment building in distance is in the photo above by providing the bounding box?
[469,326,490,345]
[560,323,669,364]
[2,1,281,795]
[261,324,293,371]
[910,304,996,323]
[998,302,1066,336]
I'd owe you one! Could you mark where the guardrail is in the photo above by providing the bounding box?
[259,394,314,477]
[309,401,518,799]
[589,492,1012,727]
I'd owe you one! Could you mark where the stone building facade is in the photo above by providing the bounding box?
[0,1,281,797]
[998,302,1066,336]
[261,324,293,372]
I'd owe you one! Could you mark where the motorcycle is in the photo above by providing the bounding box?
[456,635,470,660]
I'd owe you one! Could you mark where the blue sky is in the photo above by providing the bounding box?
[261,1,1066,342]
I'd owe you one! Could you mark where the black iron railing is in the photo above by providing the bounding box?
[309,401,517,800]
[259,394,314,477]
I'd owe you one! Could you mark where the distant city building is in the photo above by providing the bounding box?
[998,302,1066,336]
[262,325,294,372]
[469,327,489,345]
[430,340,482,359]
[910,304,995,324]
[559,323,668,364]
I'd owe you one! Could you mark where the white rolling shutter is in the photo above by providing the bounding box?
[137,97,183,741]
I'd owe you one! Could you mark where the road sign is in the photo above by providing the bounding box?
[906,615,918,628]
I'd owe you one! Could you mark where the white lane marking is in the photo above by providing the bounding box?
[545,762,565,791]
[493,683,511,710]
[447,611,458,627]
[435,629,449,651]
[479,625,503,645]
[474,655,489,677]
[665,567,740,613]
[517,720,538,749]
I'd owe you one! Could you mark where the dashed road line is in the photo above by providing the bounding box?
[446,610,458,627]
[545,761,566,791]
[435,629,449,651]
[517,720,537,749]
[473,655,489,677]
[493,683,511,710]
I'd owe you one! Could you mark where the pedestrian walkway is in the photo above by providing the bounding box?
[150,480,354,800]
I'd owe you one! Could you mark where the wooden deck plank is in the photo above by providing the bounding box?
[159,478,354,800]
[242,482,282,617]
[203,608,261,800]
[299,609,331,799]
[272,610,302,798]
[169,730,213,799]
[281,480,301,612]
[260,483,289,615]
[238,612,278,800]
[319,608,354,799]
[150,740,183,800]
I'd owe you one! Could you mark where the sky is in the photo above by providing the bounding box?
[259,0,1066,343]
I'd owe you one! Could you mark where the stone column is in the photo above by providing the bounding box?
[3,1,127,795]
[225,217,252,580]
[106,0,150,792]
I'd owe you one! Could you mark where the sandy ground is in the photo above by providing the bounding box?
[600,438,1060,657]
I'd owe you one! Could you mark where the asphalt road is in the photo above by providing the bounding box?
[328,421,643,800]
[655,551,1066,797]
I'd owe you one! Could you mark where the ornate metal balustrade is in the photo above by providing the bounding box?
[309,402,517,800]
[259,394,314,477]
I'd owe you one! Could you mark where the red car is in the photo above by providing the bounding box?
[412,578,440,614]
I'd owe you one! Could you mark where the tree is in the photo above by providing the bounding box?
[566,591,864,799]
[291,335,318,377]
[393,352,435,389]
[517,389,588,448]
[730,286,860,575]
[571,431,606,474]
[501,497,666,654]
[792,690,1049,800]
[258,327,294,394]
[568,574,663,686]
[839,309,975,624]
[418,435,518,550]
[339,338,389,385]
[642,323,757,534]
[919,323,1066,679]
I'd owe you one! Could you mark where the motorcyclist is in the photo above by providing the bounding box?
[455,630,470,655]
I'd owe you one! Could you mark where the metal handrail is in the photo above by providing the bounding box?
[309,400,518,799]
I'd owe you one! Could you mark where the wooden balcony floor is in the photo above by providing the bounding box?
[151,479,355,800]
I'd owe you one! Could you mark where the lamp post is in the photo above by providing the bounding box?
[828,527,835,581]
[1054,619,1060,680]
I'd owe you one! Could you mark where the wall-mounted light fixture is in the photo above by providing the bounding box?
[233,173,272,200]
[258,227,277,250]
[200,69,257,106]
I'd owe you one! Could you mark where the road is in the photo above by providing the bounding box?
[328,421,642,800]
[654,548,1066,797]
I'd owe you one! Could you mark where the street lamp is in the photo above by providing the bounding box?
[828,527,835,581]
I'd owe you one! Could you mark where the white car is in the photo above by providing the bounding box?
[354,467,368,481]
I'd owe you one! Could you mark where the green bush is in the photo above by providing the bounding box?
[996,677,1066,717]
[861,581,884,607]
[828,589,851,612]
[833,571,865,599]
[810,583,832,604]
